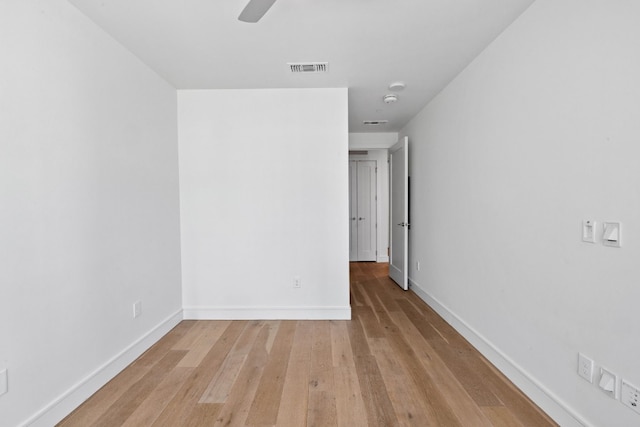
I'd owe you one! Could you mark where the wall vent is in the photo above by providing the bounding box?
[288,62,329,73]
[363,120,389,126]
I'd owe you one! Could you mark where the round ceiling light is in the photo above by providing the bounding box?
[388,81,406,91]
[383,94,399,104]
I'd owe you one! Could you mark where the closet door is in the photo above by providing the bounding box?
[349,160,377,262]
[356,160,377,261]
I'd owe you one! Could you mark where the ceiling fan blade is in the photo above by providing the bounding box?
[238,0,277,23]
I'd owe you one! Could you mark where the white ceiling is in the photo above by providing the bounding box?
[68,0,535,133]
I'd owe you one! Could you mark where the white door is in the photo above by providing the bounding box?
[389,137,409,290]
[349,160,377,262]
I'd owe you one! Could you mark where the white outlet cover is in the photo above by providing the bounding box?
[578,353,594,383]
[133,301,142,318]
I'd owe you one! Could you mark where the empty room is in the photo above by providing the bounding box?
[2,0,639,426]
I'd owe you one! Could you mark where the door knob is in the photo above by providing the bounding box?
[351,217,356,220]
[359,217,365,220]
[397,222,406,227]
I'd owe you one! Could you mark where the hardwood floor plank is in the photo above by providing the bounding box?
[368,338,433,426]
[348,316,398,427]
[333,365,368,427]
[120,367,194,427]
[212,322,272,427]
[353,353,400,427]
[245,320,296,425]
[307,390,338,427]
[151,321,248,426]
[307,321,337,426]
[275,321,313,427]
[475,357,557,427]
[172,320,217,350]
[58,364,150,426]
[330,320,355,368]
[91,350,187,427]
[389,310,494,427]
[176,321,232,368]
[357,305,385,339]
[397,297,503,407]
[199,320,265,404]
[482,406,526,427]
[379,314,464,426]
[182,403,224,427]
[134,321,197,368]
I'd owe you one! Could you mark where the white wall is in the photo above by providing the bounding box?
[179,89,350,320]
[401,1,640,425]
[0,1,182,426]
[349,132,398,149]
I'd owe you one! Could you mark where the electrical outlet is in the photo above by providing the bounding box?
[621,380,640,415]
[0,368,7,396]
[293,277,301,288]
[133,301,142,319]
[578,353,594,383]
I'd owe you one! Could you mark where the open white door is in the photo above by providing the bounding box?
[389,137,408,290]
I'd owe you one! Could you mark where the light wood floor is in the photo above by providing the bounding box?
[58,262,557,426]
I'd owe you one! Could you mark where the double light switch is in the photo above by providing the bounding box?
[583,220,621,247]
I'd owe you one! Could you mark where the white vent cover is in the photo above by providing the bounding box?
[288,62,329,73]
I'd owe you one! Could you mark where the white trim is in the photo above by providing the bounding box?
[23,310,184,427]
[183,306,351,320]
[377,255,390,263]
[408,277,591,427]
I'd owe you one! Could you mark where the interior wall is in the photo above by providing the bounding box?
[349,132,398,149]
[178,88,350,320]
[0,1,183,426]
[400,0,640,425]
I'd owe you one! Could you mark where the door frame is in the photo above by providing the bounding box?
[348,149,389,262]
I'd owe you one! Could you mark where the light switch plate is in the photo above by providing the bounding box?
[582,220,596,243]
[598,367,618,399]
[603,222,621,247]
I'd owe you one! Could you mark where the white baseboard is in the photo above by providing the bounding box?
[377,255,390,263]
[408,277,590,427]
[24,310,184,427]
[183,306,351,320]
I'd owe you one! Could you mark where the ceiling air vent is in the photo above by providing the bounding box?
[363,120,389,126]
[288,62,329,73]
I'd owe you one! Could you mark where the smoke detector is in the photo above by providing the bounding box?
[388,81,406,91]
[383,94,399,104]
